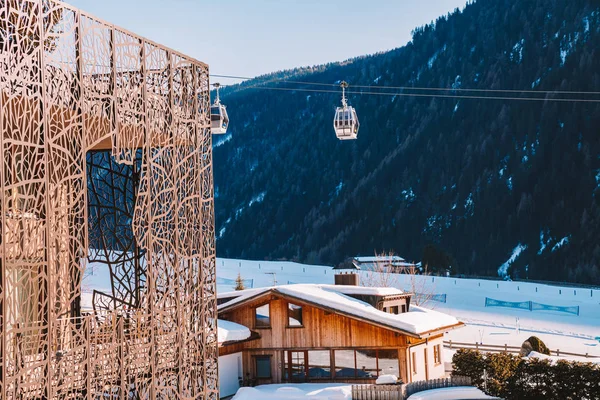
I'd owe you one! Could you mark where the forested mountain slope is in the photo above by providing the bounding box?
[212,0,600,284]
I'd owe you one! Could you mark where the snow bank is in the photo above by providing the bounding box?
[217,319,251,344]
[527,351,600,365]
[406,386,497,400]
[375,374,398,385]
[232,383,352,400]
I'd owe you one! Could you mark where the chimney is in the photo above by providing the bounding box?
[334,271,359,286]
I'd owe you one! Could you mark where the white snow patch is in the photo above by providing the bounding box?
[538,230,551,255]
[213,133,232,148]
[402,188,415,202]
[531,77,541,88]
[373,76,382,84]
[375,375,398,385]
[507,176,513,190]
[453,102,459,113]
[498,244,527,278]
[232,383,352,400]
[510,39,524,63]
[427,45,446,69]
[551,236,570,252]
[407,386,496,400]
[527,351,600,365]
[595,169,600,186]
[248,192,266,207]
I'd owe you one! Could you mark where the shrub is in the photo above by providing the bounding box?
[484,352,520,398]
[451,349,486,387]
[452,349,600,400]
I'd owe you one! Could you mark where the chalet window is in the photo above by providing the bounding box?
[401,304,406,313]
[334,350,356,378]
[355,350,377,378]
[287,303,303,327]
[255,355,272,379]
[433,344,441,365]
[332,349,399,379]
[389,306,399,314]
[308,350,331,379]
[411,352,417,375]
[377,349,399,378]
[255,304,270,328]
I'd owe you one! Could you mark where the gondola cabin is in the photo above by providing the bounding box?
[211,82,229,134]
[211,103,229,134]
[333,106,359,140]
[333,81,359,140]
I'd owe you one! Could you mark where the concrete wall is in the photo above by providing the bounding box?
[219,352,243,398]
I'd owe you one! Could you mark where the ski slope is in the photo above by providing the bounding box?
[216,258,600,359]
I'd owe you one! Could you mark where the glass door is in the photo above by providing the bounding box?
[288,351,307,382]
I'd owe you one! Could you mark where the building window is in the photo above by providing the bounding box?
[355,350,377,379]
[334,350,356,378]
[332,349,399,379]
[288,303,303,327]
[308,350,331,379]
[433,344,441,365]
[377,349,399,378]
[255,355,272,379]
[412,352,417,375]
[401,304,406,313]
[389,306,399,314]
[255,304,270,328]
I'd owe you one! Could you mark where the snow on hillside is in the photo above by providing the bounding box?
[217,258,600,360]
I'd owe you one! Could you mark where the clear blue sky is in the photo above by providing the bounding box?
[68,0,466,84]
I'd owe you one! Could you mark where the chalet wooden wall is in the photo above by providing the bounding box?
[220,296,417,383]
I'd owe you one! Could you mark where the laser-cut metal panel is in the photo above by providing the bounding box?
[1,1,217,398]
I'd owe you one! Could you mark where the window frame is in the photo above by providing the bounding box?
[411,352,417,375]
[254,355,272,379]
[287,302,304,328]
[433,344,441,365]
[331,349,400,380]
[254,303,271,329]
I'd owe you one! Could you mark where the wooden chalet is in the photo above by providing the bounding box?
[217,281,463,394]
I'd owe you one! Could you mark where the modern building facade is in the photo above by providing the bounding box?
[0,1,217,398]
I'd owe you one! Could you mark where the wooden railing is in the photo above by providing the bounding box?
[444,340,600,359]
[351,376,472,400]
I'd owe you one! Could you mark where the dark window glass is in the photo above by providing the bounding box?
[288,303,303,326]
[255,304,270,328]
[255,355,271,378]
[308,351,331,379]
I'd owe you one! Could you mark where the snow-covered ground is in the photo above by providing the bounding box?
[216,258,600,361]
[232,383,352,400]
[82,256,600,360]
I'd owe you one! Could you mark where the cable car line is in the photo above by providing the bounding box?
[244,85,600,103]
[210,74,600,96]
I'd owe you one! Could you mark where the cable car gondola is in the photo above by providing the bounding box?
[333,81,359,140]
[211,83,229,134]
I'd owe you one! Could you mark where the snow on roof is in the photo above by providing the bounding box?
[219,284,461,337]
[406,386,499,400]
[218,319,251,344]
[354,256,406,262]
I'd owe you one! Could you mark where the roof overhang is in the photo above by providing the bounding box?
[218,288,464,340]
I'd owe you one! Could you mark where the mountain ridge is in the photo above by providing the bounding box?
[213,0,600,284]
